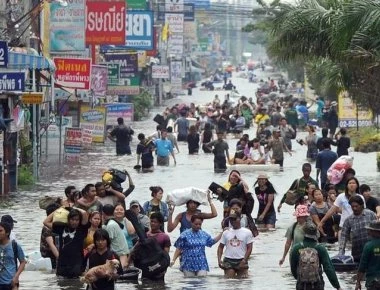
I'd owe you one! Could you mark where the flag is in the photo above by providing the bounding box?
[161,24,169,41]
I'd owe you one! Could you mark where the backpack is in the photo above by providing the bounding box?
[297,244,321,284]
[133,238,170,279]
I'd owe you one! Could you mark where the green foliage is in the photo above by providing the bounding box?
[18,164,34,186]
[19,132,32,164]
[132,89,153,121]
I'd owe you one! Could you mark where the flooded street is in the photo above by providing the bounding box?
[1,72,379,289]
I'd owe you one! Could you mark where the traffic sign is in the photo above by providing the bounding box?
[22,92,43,104]
[0,41,8,68]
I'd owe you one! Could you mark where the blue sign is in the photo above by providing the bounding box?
[157,4,195,21]
[184,0,210,9]
[0,72,25,91]
[126,10,154,50]
[0,41,8,68]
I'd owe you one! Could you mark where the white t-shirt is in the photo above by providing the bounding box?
[221,227,254,259]
[250,146,264,161]
[334,193,365,227]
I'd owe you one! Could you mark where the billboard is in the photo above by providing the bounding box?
[86,1,126,45]
[165,13,184,33]
[79,105,107,143]
[106,103,134,125]
[125,10,154,50]
[104,52,138,78]
[54,58,92,90]
[338,91,373,127]
[50,1,86,51]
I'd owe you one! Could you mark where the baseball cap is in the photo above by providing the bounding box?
[129,200,140,208]
[1,215,17,227]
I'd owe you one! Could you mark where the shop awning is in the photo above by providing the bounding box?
[8,52,55,71]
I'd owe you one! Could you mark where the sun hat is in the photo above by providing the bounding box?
[294,204,310,217]
[303,222,318,241]
[366,220,380,232]
[257,173,269,179]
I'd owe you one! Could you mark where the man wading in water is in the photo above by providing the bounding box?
[108,117,134,156]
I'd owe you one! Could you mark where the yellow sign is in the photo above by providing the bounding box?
[22,92,43,104]
[137,51,146,69]
[338,91,373,127]
[79,106,106,143]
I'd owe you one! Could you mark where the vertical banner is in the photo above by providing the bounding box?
[50,1,86,51]
[79,106,107,143]
[54,58,92,89]
[85,1,126,45]
[170,61,183,94]
[64,127,83,163]
[165,13,184,33]
[105,103,134,127]
[90,65,108,97]
[338,91,373,127]
[168,34,184,55]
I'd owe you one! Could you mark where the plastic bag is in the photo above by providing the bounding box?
[327,155,354,184]
[166,187,208,206]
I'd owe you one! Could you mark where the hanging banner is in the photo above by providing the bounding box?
[152,65,170,78]
[105,103,134,126]
[170,61,182,93]
[90,65,108,97]
[79,106,107,143]
[125,10,154,50]
[104,52,138,78]
[168,34,184,55]
[54,58,92,89]
[50,1,86,51]
[338,91,373,127]
[85,1,126,45]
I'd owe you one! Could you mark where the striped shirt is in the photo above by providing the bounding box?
[339,209,377,261]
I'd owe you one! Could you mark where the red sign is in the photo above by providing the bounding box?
[85,1,126,45]
[54,58,92,90]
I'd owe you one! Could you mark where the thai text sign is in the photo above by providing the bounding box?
[106,63,120,85]
[165,13,184,33]
[338,91,373,127]
[0,41,8,68]
[152,65,170,78]
[157,4,194,21]
[106,103,134,125]
[50,1,85,51]
[168,34,183,55]
[165,0,184,12]
[107,85,140,95]
[104,53,138,78]
[0,72,25,91]
[79,105,107,143]
[54,58,92,89]
[90,65,108,96]
[126,10,154,50]
[86,1,126,45]
[64,127,83,147]
[22,92,43,104]
[126,0,146,9]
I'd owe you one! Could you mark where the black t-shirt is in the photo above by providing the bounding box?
[255,186,275,215]
[87,249,120,290]
[56,225,87,278]
[110,125,133,145]
[366,196,380,213]
[137,141,155,168]
[227,183,245,204]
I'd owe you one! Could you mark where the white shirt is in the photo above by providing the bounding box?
[334,193,365,227]
[250,146,264,161]
[221,227,254,259]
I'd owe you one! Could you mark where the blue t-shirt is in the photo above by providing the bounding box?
[155,139,173,157]
[296,105,309,121]
[316,100,325,118]
[176,117,189,137]
[316,149,338,183]
[0,241,25,284]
